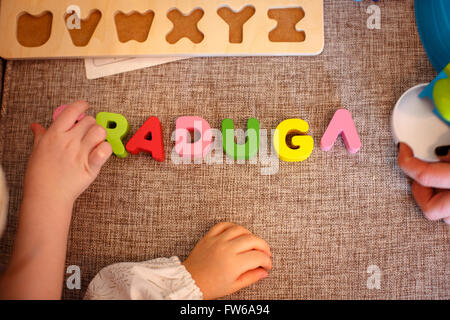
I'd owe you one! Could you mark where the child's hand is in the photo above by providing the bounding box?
[0,101,112,299]
[182,222,272,300]
[24,101,112,206]
[398,143,450,224]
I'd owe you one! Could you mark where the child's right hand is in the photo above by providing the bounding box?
[182,222,272,300]
[25,101,112,207]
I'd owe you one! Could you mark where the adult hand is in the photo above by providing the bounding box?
[398,143,450,224]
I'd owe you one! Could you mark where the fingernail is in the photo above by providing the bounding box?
[435,145,450,157]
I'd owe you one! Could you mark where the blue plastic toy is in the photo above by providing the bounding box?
[415,0,450,72]
[420,63,450,126]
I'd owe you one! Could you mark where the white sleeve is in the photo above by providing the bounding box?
[84,256,203,300]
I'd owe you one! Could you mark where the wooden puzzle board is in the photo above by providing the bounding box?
[0,0,324,59]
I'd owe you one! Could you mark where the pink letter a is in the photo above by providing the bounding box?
[320,109,362,154]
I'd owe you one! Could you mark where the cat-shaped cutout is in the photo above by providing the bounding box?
[64,9,102,47]
[115,11,155,43]
[17,11,53,47]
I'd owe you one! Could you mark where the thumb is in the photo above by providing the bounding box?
[233,267,269,293]
[435,145,450,162]
[30,123,46,145]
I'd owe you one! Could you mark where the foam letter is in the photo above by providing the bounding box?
[320,109,361,154]
[126,117,165,162]
[222,118,260,160]
[273,119,314,162]
[175,116,212,159]
[96,112,130,158]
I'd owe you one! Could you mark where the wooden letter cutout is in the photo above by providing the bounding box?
[217,6,255,43]
[166,8,204,44]
[268,7,305,42]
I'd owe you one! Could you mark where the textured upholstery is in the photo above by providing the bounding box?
[0,0,448,299]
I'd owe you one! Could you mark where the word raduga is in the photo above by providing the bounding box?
[54,106,362,166]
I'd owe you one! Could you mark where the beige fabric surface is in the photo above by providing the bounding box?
[0,1,448,299]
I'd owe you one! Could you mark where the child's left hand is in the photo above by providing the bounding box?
[24,100,112,206]
[182,222,272,300]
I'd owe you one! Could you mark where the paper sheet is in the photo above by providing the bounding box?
[84,56,189,80]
